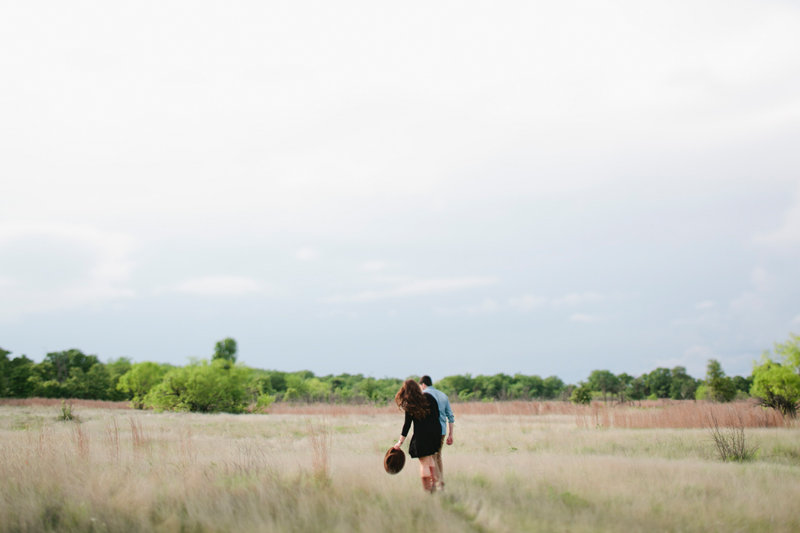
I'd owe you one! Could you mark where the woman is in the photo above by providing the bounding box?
[392,379,441,493]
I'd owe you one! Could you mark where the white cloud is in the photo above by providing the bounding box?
[173,276,261,297]
[756,187,800,245]
[570,313,602,323]
[728,291,765,313]
[0,221,135,320]
[554,292,604,306]
[325,277,497,303]
[792,315,800,324]
[656,345,751,377]
[361,261,387,272]
[655,345,715,376]
[695,300,716,310]
[295,248,317,261]
[508,294,547,311]
[436,299,501,316]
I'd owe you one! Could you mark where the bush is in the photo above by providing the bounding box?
[145,359,251,413]
[750,335,800,417]
[118,362,170,409]
[252,393,275,414]
[56,400,78,422]
[707,411,759,462]
[570,384,592,405]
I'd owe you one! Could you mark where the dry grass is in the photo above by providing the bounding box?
[0,398,131,409]
[575,400,787,429]
[1,402,799,532]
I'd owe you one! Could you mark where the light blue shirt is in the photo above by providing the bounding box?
[424,386,454,436]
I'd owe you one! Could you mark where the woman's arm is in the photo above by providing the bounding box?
[394,412,412,450]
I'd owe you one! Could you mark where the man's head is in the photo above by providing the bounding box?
[419,375,433,389]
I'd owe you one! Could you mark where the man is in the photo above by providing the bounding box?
[419,375,454,490]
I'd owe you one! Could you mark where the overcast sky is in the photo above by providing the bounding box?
[2,0,800,382]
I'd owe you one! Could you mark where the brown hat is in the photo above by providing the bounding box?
[384,447,405,475]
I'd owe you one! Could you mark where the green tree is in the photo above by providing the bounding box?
[751,358,800,416]
[0,347,10,396]
[44,349,100,384]
[117,362,170,409]
[106,357,133,401]
[750,334,800,416]
[669,366,698,400]
[731,375,752,396]
[570,383,592,405]
[6,355,35,398]
[644,368,672,398]
[145,359,250,413]
[542,376,565,400]
[587,370,620,403]
[705,359,736,403]
[628,376,648,402]
[213,338,238,363]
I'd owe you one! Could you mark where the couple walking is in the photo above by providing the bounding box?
[393,375,455,493]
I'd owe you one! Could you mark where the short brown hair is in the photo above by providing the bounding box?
[419,375,432,386]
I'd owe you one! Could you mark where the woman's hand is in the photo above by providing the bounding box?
[392,442,401,450]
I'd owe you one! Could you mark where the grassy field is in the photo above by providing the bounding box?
[1,401,799,532]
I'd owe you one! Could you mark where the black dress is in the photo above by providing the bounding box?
[401,394,441,458]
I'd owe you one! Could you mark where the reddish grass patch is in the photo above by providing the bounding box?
[269,403,397,416]
[575,400,787,429]
[0,398,132,409]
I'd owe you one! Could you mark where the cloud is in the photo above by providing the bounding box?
[756,188,800,245]
[655,345,751,378]
[295,247,317,261]
[553,292,604,306]
[508,294,547,311]
[0,221,135,320]
[436,299,501,316]
[325,277,497,303]
[570,313,602,323]
[655,345,715,376]
[361,261,387,272]
[793,315,800,324]
[172,276,261,297]
[695,300,716,310]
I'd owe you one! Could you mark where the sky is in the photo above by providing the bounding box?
[2,0,800,383]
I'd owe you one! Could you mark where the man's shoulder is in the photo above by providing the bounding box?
[427,387,449,402]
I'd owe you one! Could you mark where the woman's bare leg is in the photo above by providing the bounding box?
[419,456,435,493]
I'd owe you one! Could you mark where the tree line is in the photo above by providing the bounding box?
[1,334,798,416]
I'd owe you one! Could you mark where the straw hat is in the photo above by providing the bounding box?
[384,447,405,474]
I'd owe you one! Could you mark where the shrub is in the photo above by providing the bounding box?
[750,335,800,417]
[145,359,250,413]
[707,411,759,462]
[570,384,592,405]
[117,362,170,409]
[252,393,275,414]
[56,400,78,422]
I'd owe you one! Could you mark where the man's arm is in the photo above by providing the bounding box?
[444,397,455,445]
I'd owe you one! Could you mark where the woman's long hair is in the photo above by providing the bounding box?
[395,379,430,419]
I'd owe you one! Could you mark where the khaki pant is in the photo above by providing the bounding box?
[433,436,445,486]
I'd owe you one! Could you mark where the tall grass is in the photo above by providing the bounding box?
[0,398,131,409]
[1,406,799,532]
[307,418,332,482]
[575,401,787,429]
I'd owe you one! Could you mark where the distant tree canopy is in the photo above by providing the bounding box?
[435,373,565,401]
[3,333,797,414]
